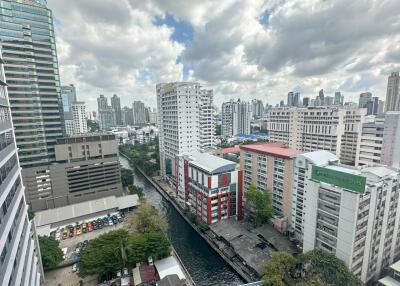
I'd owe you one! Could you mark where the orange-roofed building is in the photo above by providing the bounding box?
[239,142,301,233]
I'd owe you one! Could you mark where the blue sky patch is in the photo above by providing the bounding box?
[259,9,271,26]
[154,13,194,43]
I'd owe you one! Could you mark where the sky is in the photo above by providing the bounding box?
[47,0,400,111]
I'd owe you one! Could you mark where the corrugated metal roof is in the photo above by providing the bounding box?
[189,152,236,174]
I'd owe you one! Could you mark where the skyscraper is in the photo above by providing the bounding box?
[221,99,252,137]
[97,95,116,130]
[0,0,63,167]
[157,82,215,179]
[318,89,325,104]
[293,92,300,107]
[133,101,147,125]
[251,99,264,119]
[0,50,43,286]
[111,94,122,125]
[122,106,134,125]
[61,84,77,121]
[334,91,343,105]
[287,92,294,107]
[358,92,372,108]
[385,72,400,111]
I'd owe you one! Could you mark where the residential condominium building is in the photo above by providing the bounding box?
[221,99,252,137]
[157,82,215,180]
[133,100,147,125]
[251,99,264,119]
[97,94,116,130]
[239,142,301,233]
[65,101,87,135]
[111,94,122,125]
[1,0,64,167]
[122,106,134,125]
[385,72,400,112]
[265,107,366,165]
[302,162,400,284]
[177,152,243,224]
[356,112,400,168]
[23,134,123,211]
[199,89,215,150]
[0,51,43,286]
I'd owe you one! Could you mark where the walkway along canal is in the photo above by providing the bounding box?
[120,155,244,286]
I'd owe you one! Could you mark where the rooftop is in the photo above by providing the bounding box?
[240,142,301,159]
[300,150,338,165]
[188,152,236,174]
[34,195,139,227]
[222,146,241,154]
[154,256,186,280]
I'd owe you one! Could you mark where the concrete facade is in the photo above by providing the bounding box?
[221,99,252,137]
[24,134,123,211]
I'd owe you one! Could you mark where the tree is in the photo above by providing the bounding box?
[38,236,63,269]
[262,252,297,286]
[87,120,99,132]
[121,168,134,187]
[78,230,130,277]
[126,202,167,234]
[127,231,170,265]
[245,185,273,227]
[300,249,362,286]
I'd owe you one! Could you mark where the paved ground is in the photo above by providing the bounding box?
[43,267,97,286]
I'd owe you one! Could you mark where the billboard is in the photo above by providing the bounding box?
[311,165,366,193]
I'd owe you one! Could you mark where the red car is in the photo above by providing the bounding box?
[88,222,93,232]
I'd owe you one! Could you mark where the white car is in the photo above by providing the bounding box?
[123,268,128,276]
[72,264,77,272]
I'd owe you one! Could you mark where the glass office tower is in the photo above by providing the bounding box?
[0,50,43,286]
[0,0,63,167]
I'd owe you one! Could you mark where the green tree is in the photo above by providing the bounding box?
[127,231,170,265]
[121,168,134,187]
[78,229,129,277]
[38,236,63,269]
[126,201,167,234]
[245,185,273,227]
[300,249,362,286]
[262,252,297,286]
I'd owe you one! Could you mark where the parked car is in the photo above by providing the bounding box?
[76,228,82,236]
[108,218,113,226]
[55,230,61,241]
[112,215,118,224]
[72,264,77,272]
[88,222,93,232]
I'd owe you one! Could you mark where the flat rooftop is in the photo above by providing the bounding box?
[240,142,301,159]
[34,195,139,227]
[189,152,236,174]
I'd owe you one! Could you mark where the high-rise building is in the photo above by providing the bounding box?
[265,107,366,165]
[97,95,116,130]
[287,92,294,107]
[334,92,343,106]
[1,0,63,168]
[111,94,122,125]
[358,92,380,115]
[240,142,300,233]
[385,72,400,111]
[356,112,400,169]
[301,160,400,284]
[148,108,157,125]
[293,92,300,107]
[251,99,264,119]
[177,152,243,224]
[0,49,43,286]
[199,89,215,150]
[65,101,87,135]
[61,84,77,121]
[221,99,252,137]
[318,89,325,105]
[359,92,372,108]
[133,100,147,125]
[121,106,134,125]
[157,82,215,179]
[325,96,334,106]
[302,97,310,107]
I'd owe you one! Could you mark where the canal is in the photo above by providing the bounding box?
[120,156,244,286]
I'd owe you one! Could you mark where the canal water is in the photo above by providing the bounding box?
[120,156,244,286]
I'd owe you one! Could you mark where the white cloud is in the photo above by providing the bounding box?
[48,0,400,110]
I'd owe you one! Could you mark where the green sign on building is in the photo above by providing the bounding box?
[311,165,366,193]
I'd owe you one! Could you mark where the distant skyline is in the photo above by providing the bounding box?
[48,0,400,111]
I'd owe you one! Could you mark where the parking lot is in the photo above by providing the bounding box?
[43,267,98,286]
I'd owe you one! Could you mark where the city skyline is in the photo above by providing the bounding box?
[47,0,400,110]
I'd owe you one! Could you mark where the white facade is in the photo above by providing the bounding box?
[356,112,400,169]
[0,53,43,285]
[302,162,400,284]
[221,99,252,137]
[266,107,366,165]
[199,89,215,150]
[66,101,87,136]
[157,82,215,178]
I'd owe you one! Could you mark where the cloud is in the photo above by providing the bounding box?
[47,0,400,111]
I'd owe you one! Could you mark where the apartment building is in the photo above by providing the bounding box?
[291,150,338,242]
[302,162,400,284]
[356,112,400,168]
[177,152,243,224]
[385,72,400,112]
[65,101,87,135]
[239,142,300,232]
[0,51,43,286]
[23,134,123,211]
[265,107,366,165]
[221,99,252,137]
[157,82,215,181]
